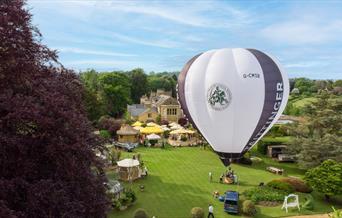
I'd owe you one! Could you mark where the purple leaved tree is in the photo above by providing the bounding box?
[0,1,109,217]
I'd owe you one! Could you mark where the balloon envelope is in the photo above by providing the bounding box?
[177,48,289,166]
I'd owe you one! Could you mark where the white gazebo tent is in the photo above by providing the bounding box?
[146,133,161,140]
[117,158,140,182]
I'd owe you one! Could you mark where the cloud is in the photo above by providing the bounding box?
[109,32,180,48]
[284,61,328,68]
[261,19,342,44]
[55,47,137,57]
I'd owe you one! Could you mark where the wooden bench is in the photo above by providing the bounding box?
[267,166,284,175]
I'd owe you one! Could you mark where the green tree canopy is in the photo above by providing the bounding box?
[129,68,148,103]
[99,72,132,117]
[304,159,342,200]
[287,92,342,169]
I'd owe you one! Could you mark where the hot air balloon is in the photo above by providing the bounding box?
[177,48,289,166]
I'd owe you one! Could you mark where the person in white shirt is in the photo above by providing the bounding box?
[209,172,212,183]
[208,204,214,218]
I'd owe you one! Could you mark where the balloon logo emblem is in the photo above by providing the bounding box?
[207,84,232,111]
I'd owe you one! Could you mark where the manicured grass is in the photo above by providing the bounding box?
[107,146,340,218]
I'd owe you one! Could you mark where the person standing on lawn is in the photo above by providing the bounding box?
[209,172,212,183]
[208,204,214,218]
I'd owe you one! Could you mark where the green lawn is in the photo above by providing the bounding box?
[107,146,340,218]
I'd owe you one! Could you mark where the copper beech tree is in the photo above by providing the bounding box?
[0,1,109,217]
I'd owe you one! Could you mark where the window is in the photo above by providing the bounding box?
[167,108,177,115]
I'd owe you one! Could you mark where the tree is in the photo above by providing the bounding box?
[99,72,131,117]
[80,70,104,122]
[129,68,148,103]
[304,160,342,201]
[0,1,109,217]
[294,78,316,95]
[287,92,342,168]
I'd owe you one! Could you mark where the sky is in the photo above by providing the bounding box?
[27,0,342,79]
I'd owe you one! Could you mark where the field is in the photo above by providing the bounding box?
[107,146,340,218]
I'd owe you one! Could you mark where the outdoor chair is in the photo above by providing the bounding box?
[281,194,300,213]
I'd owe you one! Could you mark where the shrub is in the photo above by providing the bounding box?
[125,189,136,203]
[278,177,313,193]
[99,130,111,140]
[302,194,314,210]
[133,208,148,218]
[243,187,287,203]
[267,180,295,194]
[98,116,122,137]
[329,206,342,218]
[178,117,188,126]
[160,120,169,125]
[190,207,204,218]
[242,200,257,216]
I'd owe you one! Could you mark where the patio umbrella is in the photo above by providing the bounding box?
[117,158,140,167]
[146,133,161,140]
[132,121,142,127]
[146,122,158,127]
[140,126,164,134]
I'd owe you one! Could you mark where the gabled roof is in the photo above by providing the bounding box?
[127,104,148,116]
[117,124,139,135]
[127,104,158,116]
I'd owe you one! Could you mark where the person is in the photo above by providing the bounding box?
[208,204,214,218]
[209,172,212,183]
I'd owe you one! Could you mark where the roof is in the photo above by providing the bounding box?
[127,104,148,117]
[225,191,239,201]
[117,124,139,135]
[117,158,140,167]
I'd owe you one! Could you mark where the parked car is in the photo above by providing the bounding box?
[114,142,138,152]
[224,191,239,214]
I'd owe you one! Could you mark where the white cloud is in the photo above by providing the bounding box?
[109,32,180,48]
[261,19,342,44]
[285,61,328,68]
[55,47,137,57]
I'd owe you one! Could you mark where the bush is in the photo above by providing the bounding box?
[302,194,314,210]
[178,117,187,126]
[190,207,204,218]
[98,116,122,137]
[160,120,169,125]
[278,177,313,193]
[267,180,294,194]
[125,189,136,203]
[99,130,111,140]
[242,200,257,216]
[133,208,148,218]
[243,186,287,203]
